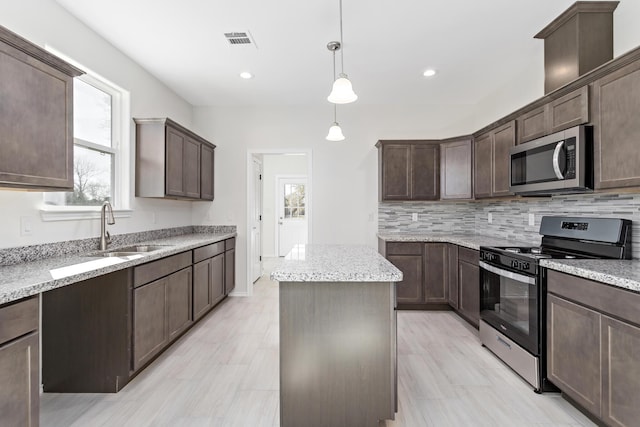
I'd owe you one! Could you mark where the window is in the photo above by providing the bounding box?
[283,183,306,218]
[42,64,130,216]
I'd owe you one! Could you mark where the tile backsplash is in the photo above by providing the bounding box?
[379,193,640,259]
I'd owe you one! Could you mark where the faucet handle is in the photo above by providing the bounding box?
[106,230,111,243]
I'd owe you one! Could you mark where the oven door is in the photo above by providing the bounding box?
[479,261,539,355]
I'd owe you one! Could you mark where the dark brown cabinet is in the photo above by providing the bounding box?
[376,141,440,201]
[201,143,215,200]
[592,58,640,190]
[0,296,39,427]
[446,244,459,310]
[379,241,448,308]
[0,25,83,191]
[193,241,226,320]
[517,87,589,144]
[456,247,480,327]
[133,267,193,371]
[42,240,234,394]
[133,253,193,371]
[440,137,473,199]
[547,270,640,426]
[135,117,215,200]
[474,121,515,199]
[223,237,236,295]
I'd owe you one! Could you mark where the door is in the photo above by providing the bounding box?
[277,177,308,256]
[250,158,263,282]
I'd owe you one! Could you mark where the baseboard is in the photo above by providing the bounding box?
[228,291,248,297]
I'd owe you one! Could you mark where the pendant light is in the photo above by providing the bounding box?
[327,0,357,104]
[326,41,345,141]
[326,105,345,141]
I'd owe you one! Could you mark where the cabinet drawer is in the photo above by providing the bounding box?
[0,296,38,345]
[385,242,422,255]
[193,241,225,263]
[225,237,236,251]
[547,270,640,327]
[458,247,478,265]
[134,251,192,288]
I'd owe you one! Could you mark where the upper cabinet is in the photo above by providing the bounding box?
[474,121,515,199]
[440,137,473,200]
[135,118,216,201]
[376,140,439,201]
[0,25,84,191]
[592,57,640,190]
[517,87,590,144]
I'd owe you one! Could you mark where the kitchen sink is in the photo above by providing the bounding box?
[89,245,170,257]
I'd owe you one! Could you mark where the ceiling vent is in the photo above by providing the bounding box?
[224,31,257,48]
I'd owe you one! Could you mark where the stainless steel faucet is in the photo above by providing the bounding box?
[100,201,116,250]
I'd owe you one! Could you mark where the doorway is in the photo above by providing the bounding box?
[246,149,312,296]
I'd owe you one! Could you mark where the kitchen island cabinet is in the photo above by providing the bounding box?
[0,296,39,427]
[272,245,401,427]
[547,269,640,426]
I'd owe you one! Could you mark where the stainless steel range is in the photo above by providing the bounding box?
[479,216,631,393]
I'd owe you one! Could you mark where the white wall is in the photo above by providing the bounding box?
[261,154,308,257]
[0,0,194,249]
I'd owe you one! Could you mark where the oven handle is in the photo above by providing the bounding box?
[479,261,537,285]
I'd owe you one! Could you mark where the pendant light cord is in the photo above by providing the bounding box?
[339,0,345,74]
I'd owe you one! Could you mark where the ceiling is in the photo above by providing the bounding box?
[55,0,580,107]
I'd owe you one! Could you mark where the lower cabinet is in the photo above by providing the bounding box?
[447,244,459,309]
[379,241,447,308]
[0,296,39,427]
[457,247,480,327]
[224,238,236,294]
[547,270,640,426]
[40,238,236,394]
[133,266,192,371]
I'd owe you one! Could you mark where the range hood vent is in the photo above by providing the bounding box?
[534,1,619,94]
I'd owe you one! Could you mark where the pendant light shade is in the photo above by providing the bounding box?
[326,122,345,141]
[327,73,358,104]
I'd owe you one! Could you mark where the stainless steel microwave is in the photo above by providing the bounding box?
[509,125,592,195]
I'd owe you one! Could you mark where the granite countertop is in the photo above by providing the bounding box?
[0,232,236,305]
[270,244,403,282]
[541,259,640,293]
[377,232,539,250]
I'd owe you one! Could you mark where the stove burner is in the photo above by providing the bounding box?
[530,248,542,254]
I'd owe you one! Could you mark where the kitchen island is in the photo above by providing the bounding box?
[271,244,402,427]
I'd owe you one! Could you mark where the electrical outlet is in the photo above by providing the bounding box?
[488,213,493,224]
[528,213,535,226]
[412,213,418,222]
[20,216,33,236]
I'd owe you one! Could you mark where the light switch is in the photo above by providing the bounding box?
[412,213,418,222]
[21,216,33,236]
[488,213,493,224]
[528,213,535,226]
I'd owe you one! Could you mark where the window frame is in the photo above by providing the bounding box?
[40,49,131,221]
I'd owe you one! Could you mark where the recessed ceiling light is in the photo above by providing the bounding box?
[423,69,437,77]
[239,72,253,79]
